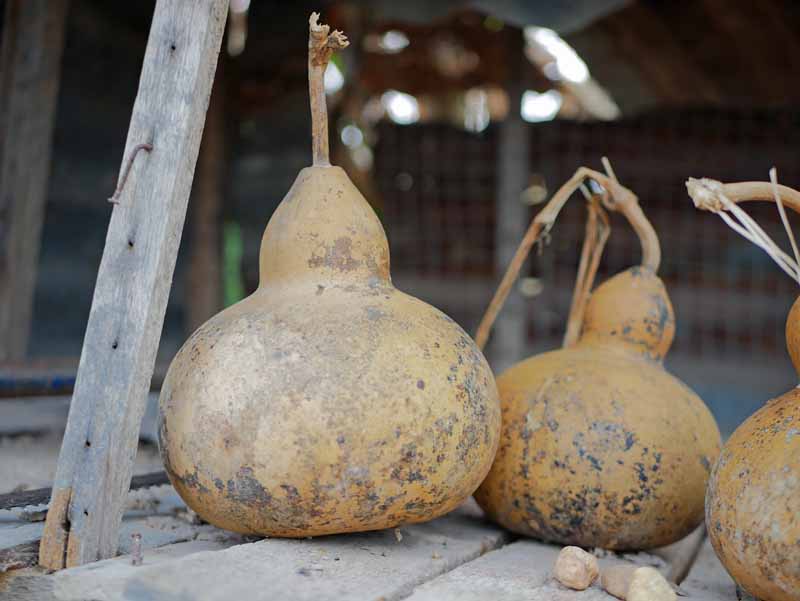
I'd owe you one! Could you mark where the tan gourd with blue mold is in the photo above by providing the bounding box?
[689,175,800,601]
[473,167,721,549]
[157,14,500,537]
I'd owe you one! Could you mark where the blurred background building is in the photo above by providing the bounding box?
[5,0,800,435]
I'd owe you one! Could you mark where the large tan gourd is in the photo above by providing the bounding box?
[473,167,721,549]
[157,15,500,537]
[689,176,800,601]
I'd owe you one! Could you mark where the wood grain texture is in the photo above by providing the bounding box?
[39,0,229,569]
[407,539,735,601]
[46,504,509,601]
[0,469,170,512]
[0,0,69,361]
[10,514,736,600]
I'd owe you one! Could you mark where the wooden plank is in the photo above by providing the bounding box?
[0,0,70,361]
[0,540,39,572]
[39,0,229,569]
[1,516,236,572]
[45,504,509,601]
[3,540,237,599]
[0,392,160,440]
[0,370,76,398]
[2,484,229,570]
[0,362,170,398]
[1,470,170,512]
[406,539,735,600]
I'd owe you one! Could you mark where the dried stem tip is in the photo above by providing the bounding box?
[686,177,727,212]
[308,13,349,167]
[309,13,349,65]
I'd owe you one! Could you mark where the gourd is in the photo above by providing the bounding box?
[472,164,721,549]
[688,174,800,601]
[157,14,500,537]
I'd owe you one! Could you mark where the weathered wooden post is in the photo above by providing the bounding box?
[40,0,230,569]
[0,0,70,362]
[492,36,530,372]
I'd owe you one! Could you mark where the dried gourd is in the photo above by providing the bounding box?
[157,14,500,537]
[473,165,721,549]
[688,173,800,601]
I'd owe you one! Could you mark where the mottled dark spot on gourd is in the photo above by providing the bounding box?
[651,452,662,472]
[406,471,425,482]
[181,469,210,494]
[307,237,361,272]
[226,467,272,507]
[417,379,425,390]
[622,495,642,515]
[586,455,603,471]
[378,492,407,512]
[653,293,671,331]
[281,484,300,499]
[537,486,609,543]
[634,462,649,484]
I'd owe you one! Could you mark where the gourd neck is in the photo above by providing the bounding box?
[258,166,392,287]
[576,267,675,363]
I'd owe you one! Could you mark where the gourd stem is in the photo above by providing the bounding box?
[687,175,800,286]
[687,179,800,214]
[308,13,348,167]
[563,195,610,348]
[474,165,659,351]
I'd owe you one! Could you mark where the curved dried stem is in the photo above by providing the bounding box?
[563,195,610,348]
[474,164,660,351]
[687,172,800,286]
[308,13,349,166]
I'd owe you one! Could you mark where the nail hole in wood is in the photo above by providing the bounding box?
[170,43,176,52]
[85,440,91,448]
[128,239,134,248]
[112,340,119,350]
[83,510,89,517]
